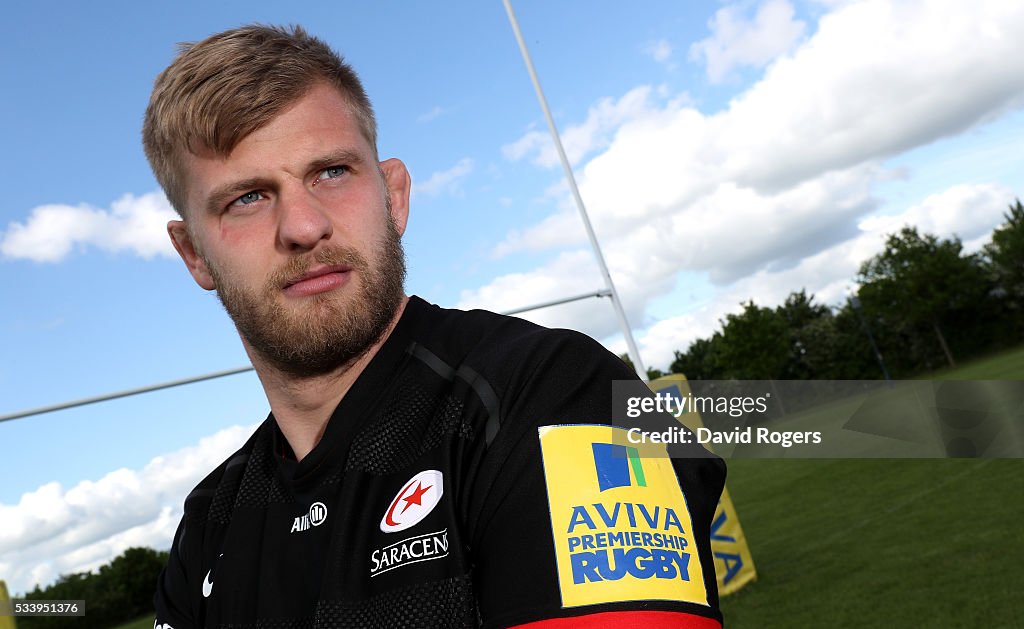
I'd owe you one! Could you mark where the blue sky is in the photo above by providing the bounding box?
[1,0,1023,594]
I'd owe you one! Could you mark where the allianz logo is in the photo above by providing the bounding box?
[290,501,328,533]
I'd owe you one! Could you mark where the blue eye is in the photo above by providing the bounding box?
[231,191,264,206]
[318,166,348,181]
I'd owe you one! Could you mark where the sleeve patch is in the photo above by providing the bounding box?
[537,424,709,609]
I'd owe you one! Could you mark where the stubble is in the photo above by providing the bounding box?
[205,213,406,378]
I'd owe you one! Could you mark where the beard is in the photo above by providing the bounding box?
[205,214,406,379]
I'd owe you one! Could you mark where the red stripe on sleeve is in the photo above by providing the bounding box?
[510,610,722,629]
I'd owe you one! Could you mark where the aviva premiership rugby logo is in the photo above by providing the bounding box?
[538,424,709,609]
[592,443,647,492]
[569,444,689,586]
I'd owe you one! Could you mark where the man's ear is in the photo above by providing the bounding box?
[167,220,216,291]
[379,158,411,236]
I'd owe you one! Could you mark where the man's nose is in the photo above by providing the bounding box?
[277,188,333,251]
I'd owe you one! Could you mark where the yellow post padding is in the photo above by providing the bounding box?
[0,580,17,629]
[648,375,758,596]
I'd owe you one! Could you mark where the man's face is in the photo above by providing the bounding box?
[169,83,410,377]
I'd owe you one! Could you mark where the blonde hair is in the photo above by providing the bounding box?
[142,24,377,216]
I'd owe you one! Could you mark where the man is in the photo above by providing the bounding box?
[144,24,725,629]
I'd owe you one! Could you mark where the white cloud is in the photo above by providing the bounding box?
[634,311,723,371]
[491,210,586,258]
[690,0,806,83]
[502,86,660,168]
[496,0,1024,260]
[464,163,880,341]
[642,39,674,64]
[1,191,177,263]
[417,105,446,123]
[502,129,548,164]
[472,0,1024,368]
[625,165,879,285]
[413,158,474,198]
[0,423,255,596]
[859,183,1012,250]
[459,249,602,318]
[709,0,1024,191]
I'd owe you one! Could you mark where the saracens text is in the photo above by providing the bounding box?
[370,529,449,577]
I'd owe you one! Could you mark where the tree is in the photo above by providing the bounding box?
[618,353,665,380]
[712,301,790,379]
[668,291,874,380]
[831,301,893,379]
[984,199,1024,335]
[857,227,989,370]
[19,547,169,629]
[95,547,168,621]
[663,216,1014,381]
[670,336,724,380]
[776,290,832,379]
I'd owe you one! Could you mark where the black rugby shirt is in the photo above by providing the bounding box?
[154,296,726,628]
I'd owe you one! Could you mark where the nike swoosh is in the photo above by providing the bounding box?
[202,569,213,598]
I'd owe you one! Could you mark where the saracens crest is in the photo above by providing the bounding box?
[380,470,444,533]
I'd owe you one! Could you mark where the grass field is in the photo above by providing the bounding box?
[719,346,1024,627]
[930,344,1024,379]
[111,617,153,629]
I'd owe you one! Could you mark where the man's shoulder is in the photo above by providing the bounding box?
[180,419,270,515]
[408,296,619,372]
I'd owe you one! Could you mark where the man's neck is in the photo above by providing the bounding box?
[246,296,409,462]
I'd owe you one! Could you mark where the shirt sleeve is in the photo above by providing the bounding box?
[465,329,725,629]
[510,610,723,628]
[154,516,198,629]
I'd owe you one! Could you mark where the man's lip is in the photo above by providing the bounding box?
[283,265,352,289]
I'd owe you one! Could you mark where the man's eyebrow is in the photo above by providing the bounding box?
[308,149,366,173]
